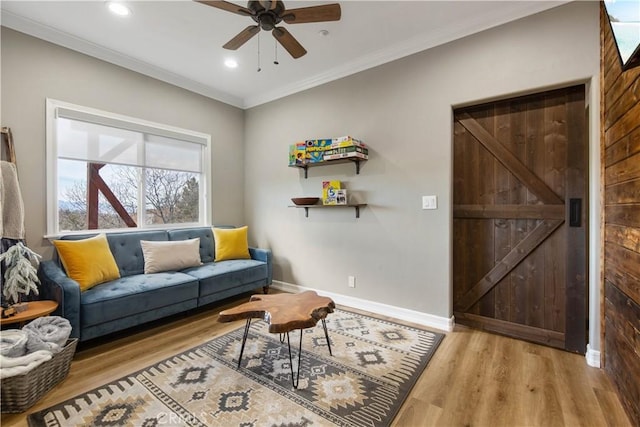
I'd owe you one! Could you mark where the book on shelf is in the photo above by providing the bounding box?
[331,136,365,148]
[335,189,348,205]
[324,145,368,156]
[323,151,369,161]
[305,139,332,163]
[322,180,341,205]
[289,142,307,165]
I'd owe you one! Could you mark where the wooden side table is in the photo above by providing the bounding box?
[0,300,59,327]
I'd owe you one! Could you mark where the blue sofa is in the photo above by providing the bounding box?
[38,227,272,342]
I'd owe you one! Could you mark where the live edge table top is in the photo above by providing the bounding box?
[218,291,335,334]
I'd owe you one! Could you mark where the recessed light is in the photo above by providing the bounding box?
[107,2,131,17]
[224,59,238,69]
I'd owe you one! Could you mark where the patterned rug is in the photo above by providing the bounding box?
[28,309,444,427]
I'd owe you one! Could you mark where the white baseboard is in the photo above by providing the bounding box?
[271,280,454,332]
[586,344,601,368]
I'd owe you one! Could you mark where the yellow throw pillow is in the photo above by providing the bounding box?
[53,234,121,291]
[213,226,250,261]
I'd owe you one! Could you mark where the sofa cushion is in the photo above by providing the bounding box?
[168,227,215,263]
[140,238,202,273]
[80,272,199,327]
[106,231,168,277]
[183,260,268,296]
[53,234,121,291]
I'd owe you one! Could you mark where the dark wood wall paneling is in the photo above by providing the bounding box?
[601,4,640,426]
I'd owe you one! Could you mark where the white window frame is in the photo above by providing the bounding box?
[45,98,212,237]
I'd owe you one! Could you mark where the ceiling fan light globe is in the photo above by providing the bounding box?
[106,1,131,16]
[259,14,277,31]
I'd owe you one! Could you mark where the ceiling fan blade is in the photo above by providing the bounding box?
[273,27,307,59]
[223,25,260,50]
[282,3,341,24]
[195,1,253,17]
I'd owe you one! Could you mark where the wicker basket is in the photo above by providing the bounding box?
[1,339,78,413]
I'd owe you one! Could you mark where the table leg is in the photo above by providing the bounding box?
[237,318,252,369]
[285,329,304,389]
[322,319,333,356]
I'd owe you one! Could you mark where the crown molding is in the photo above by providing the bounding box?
[2,2,568,110]
[1,11,245,109]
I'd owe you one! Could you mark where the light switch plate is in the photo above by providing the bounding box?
[422,195,437,210]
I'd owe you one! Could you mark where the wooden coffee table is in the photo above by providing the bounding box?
[219,291,335,388]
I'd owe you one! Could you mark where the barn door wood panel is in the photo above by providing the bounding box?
[453,86,587,353]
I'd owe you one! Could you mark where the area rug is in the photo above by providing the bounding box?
[28,309,444,427]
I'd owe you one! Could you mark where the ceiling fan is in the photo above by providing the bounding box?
[196,1,341,59]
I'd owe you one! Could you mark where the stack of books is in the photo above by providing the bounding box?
[323,136,369,161]
[288,136,368,165]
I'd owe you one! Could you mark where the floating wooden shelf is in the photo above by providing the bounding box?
[289,204,367,218]
[289,157,366,178]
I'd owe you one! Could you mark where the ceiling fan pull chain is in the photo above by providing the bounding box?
[274,40,279,65]
[257,32,261,72]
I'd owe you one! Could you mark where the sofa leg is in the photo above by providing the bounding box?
[263,286,270,294]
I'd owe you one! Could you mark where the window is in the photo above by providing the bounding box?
[46,99,211,235]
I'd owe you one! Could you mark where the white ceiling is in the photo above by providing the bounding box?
[1,1,568,109]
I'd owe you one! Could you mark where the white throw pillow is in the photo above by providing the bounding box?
[140,238,202,274]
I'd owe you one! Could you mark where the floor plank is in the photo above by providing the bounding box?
[1,291,632,426]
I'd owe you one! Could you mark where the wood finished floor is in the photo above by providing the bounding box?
[1,291,632,427]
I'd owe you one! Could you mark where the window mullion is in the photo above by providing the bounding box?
[138,137,146,228]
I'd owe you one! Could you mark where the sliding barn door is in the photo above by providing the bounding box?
[453,85,587,353]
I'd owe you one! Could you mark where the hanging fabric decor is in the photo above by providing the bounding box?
[1,127,28,304]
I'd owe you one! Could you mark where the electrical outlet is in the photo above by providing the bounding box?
[422,195,437,210]
[348,276,356,288]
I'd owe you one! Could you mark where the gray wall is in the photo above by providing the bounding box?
[244,1,600,328]
[1,27,245,257]
[1,2,603,350]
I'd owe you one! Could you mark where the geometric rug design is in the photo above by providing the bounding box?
[28,309,444,427]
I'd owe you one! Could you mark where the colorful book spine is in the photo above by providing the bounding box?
[324,146,368,156]
[289,145,296,165]
[330,136,366,149]
[290,142,306,165]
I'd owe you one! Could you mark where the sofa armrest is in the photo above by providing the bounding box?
[249,247,272,285]
[38,260,82,339]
